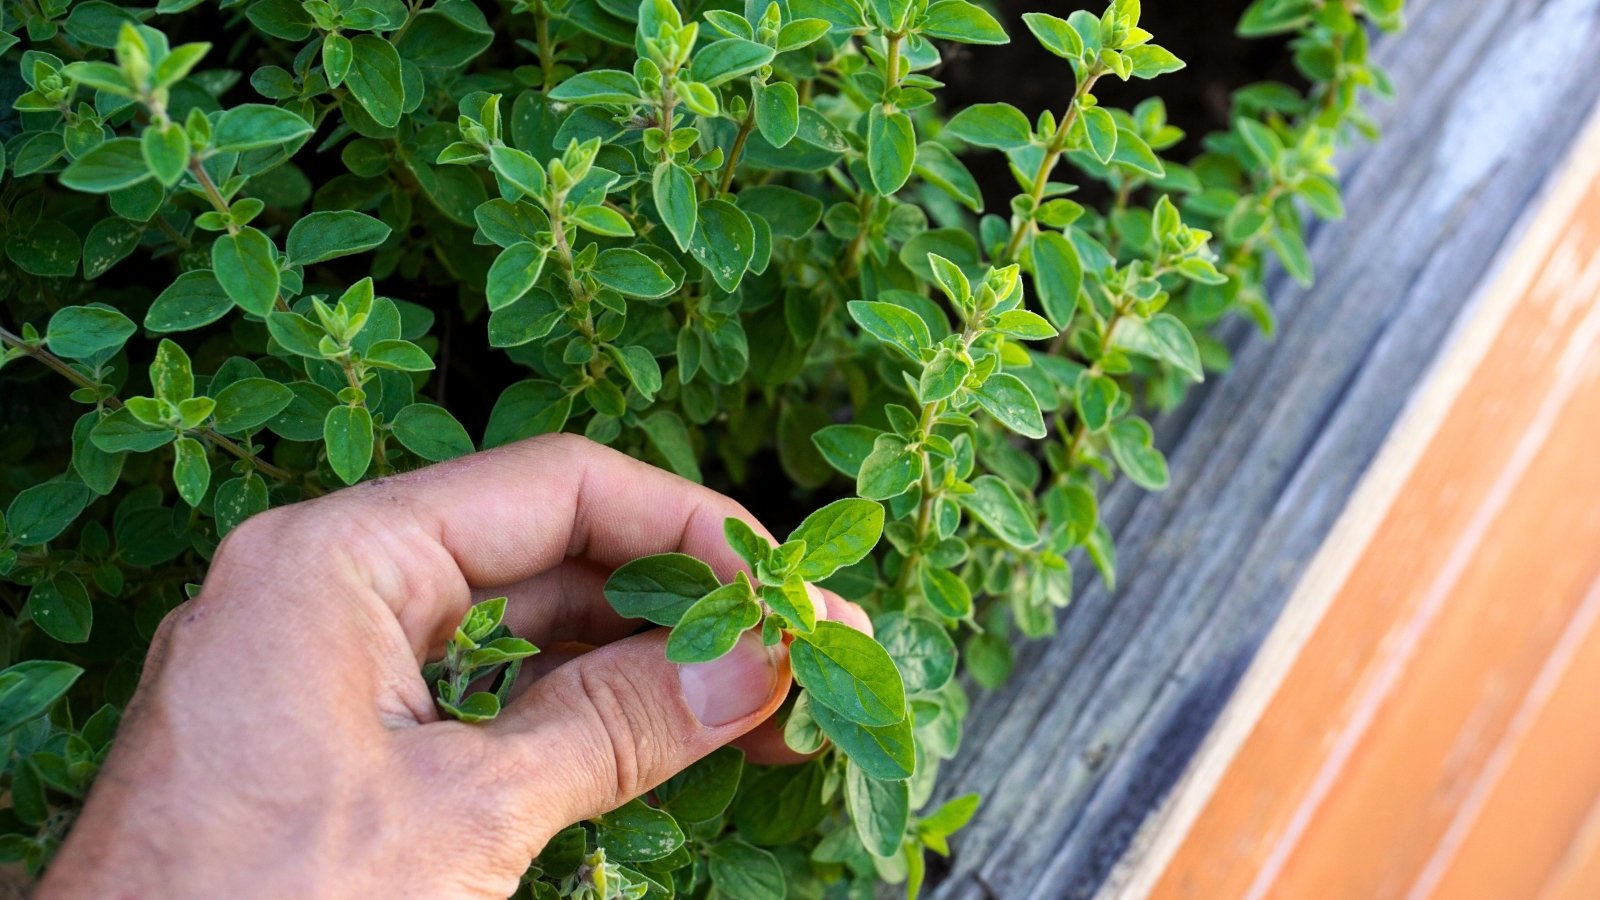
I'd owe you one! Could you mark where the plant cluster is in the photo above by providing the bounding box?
[0,0,1400,893]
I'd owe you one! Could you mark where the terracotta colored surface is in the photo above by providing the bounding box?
[1143,116,1600,900]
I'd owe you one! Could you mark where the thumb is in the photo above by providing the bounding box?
[489,629,788,834]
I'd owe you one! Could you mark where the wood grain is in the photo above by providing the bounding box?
[1139,108,1600,899]
[924,0,1600,896]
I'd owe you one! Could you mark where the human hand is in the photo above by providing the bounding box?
[37,434,868,898]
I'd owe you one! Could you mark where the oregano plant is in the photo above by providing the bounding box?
[0,0,1402,894]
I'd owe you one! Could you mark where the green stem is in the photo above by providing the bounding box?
[718,105,757,195]
[0,327,313,492]
[998,68,1104,264]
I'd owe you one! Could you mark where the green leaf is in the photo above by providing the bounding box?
[90,408,175,453]
[709,840,786,899]
[488,288,564,348]
[991,309,1056,340]
[604,553,722,626]
[488,145,547,197]
[486,241,546,311]
[81,217,142,279]
[1126,44,1184,78]
[787,498,885,581]
[973,372,1046,438]
[323,32,353,86]
[172,436,210,506]
[919,566,972,619]
[653,161,697,252]
[915,141,983,213]
[762,577,817,633]
[323,405,374,485]
[666,581,761,663]
[0,661,83,735]
[691,39,776,88]
[362,339,435,372]
[570,204,633,237]
[944,103,1032,151]
[594,799,685,862]
[286,210,391,265]
[483,380,570,447]
[955,475,1040,547]
[1107,416,1169,490]
[754,81,799,147]
[867,107,916,195]
[438,691,501,722]
[141,122,188,185]
[919,347,969,403]
[638,409,702,482]
[213,104,313,152]
[848,300,930,357]
[857,434,921,500]
[1031,230,1083,328]
[344,35,405,127]
[606,345,662,400]
[1111,313,1204,382]
[846,760,910,857]
[1075,371,1117,431]
[72,413,124,495]
[391,404,474,461]
[6,481,92,545]
[212,377,293,434]
[809,693,914,780]
[46,305,135,360]
[656,746,744,823]
[920,0,1008,44]
[212,227,280,316]
[5,222,79,277]
[877,612,956,694]
[790,621,906,727]
[27,572,92,644]
[1022,11,1083,59]
[547,69,644,103]
[812,424,881,478]
[689,200,757,293]
[592,247,674,298]
[1081,106,1117,163]
[265,311,326,358]
[59,138,151,192]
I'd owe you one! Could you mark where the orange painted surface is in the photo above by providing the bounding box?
[1150,139,1600,897]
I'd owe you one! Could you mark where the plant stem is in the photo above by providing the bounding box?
[0,327,313,492]
[998,68,1104,264]
[718,106,757,195]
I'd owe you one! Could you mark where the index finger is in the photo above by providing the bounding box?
[313,433,773,647]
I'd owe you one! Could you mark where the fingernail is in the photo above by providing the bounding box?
[679,632,778,727]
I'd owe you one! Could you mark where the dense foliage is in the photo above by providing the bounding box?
[0,0,1400,894]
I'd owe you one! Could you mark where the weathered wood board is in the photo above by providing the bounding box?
[925,0,1600,897]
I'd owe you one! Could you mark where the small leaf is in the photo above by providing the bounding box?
[867,106,916,195]
[391,404,474,461]
[323,405,374,485]
[944,103,1032,151]
[46,305,136,360]
[790,621,906,727]
[973,372,1046,438]
[848,301,930,357]
[666,582,761,663]
[213,103,313,152]
[286,211,391,265]
[955,475,1040,547]
[653,161,697,251]
[604,553,722,626]
[786,498,885,582]
[212,227,280,316]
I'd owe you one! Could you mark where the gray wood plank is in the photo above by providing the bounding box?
[925,1,1600,897]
